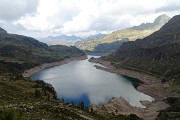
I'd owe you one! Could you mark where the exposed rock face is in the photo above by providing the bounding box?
[101,14,170,42]
[130,14,170,31]
[0,27,7,34]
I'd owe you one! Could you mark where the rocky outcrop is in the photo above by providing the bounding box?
[0,27,7,34]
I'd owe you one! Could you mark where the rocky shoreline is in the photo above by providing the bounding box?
[22,55,87,77]
[89,58,169,120]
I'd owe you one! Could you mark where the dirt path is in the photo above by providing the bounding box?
[89,58,169,120]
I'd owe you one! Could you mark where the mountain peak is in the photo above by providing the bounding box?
[0,27,7,34]
[154,14,171,25]
[157,14,180,33]
[130,14,170,31]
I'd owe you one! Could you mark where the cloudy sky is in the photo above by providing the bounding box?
[0,0,179,38]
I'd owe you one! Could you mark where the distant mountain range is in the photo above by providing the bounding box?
[38,14,170,53]
[75,14,171,51]
[39,34,107,46]
[53,35,82,40]
[38,35,83,46]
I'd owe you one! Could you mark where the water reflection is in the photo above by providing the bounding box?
[30,56,154,108]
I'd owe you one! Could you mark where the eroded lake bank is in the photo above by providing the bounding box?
[89,57,169,120]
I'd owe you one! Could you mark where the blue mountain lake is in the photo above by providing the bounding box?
[30,55,154,108]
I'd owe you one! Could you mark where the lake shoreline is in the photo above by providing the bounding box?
[22,55,87,77]
[89,58,169,120]
[23,55,169,120]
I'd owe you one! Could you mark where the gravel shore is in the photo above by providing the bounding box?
[89,58,169,120]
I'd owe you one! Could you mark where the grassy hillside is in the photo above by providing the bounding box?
[75,36,102,51]
[93,39,128,53]
[0,32,86,74]
[104,15,180,82]
[102,15,180,119]
[0,75,143,120]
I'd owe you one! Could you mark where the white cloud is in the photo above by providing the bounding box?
[15,0,80,31]
[0,0,38,20]
[0,0,180,37]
